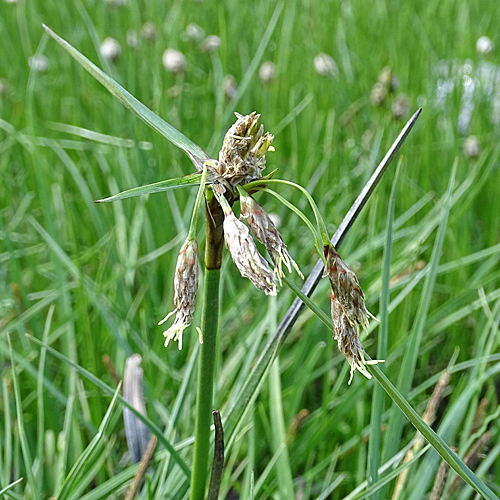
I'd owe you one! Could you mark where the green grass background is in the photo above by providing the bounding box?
[1,0,500,498]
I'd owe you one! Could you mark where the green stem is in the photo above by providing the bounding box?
[243,178,331,247]
[190,198,224,500]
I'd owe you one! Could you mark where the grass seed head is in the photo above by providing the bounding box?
[239,191,303,284]
[331,293,382,384]
[159,238,199,349]
[223,211,277,296]
[324,246,370,329]
[217,112,274,186]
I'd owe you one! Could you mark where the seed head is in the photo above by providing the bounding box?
[224,74,237,100]
[239,191,303,284]
[476,36,494,55]
[218,112,274,186]
[183,23,205,44]
[201,35,221,53]
[259,61,276,84]
[141,22,157,41]
[463,135,481,158]
[314,53,338,77]
[331,293,382,384]
[323,246,370,329]
[224,211,277,295]
[29,55,49,72]
[159,238,198,349]
[162,48,186,74]
[100,38,122,63]
[392,93,411,120]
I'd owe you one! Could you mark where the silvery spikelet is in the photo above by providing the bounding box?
[217,112,274,186]
[159,238,198,349]
[239,191,303,284]
[331,293,377,384]
[323,246,371,329]
[223,211,277,296]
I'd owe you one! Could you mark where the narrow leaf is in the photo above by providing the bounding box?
[95,172,204,203]
[42,24,209,170]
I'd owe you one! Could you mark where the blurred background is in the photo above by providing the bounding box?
[1,0,500,498]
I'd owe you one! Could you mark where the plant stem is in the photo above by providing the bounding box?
[190,197,224,500]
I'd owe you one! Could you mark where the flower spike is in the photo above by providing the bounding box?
[238,187,303,285]
[159,238,199,349]
[223,210,277,296]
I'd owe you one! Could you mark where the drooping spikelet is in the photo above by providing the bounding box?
[331,293,380,383]
[239,191,303,284]
[159,238,198,349]
[223,211,277,295]
[323,246,372,329]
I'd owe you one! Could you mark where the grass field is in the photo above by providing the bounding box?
[1,0,500,498]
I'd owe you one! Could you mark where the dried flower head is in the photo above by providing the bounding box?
[323,246,371,329]
[217,112,274,186]
[224,74,237,100]
[259,61,276,84]
[201,35,221,53]
[370,82,387,106]
[224,211,277,295]
[29,55,49,72]
[463,135,481,158]
[392,93,411,120]
[314,53,338,77]
[141,22,157,41]
[239,191,303,284]
[159,238,198,349]
[331,293,380,383]
[476,36,494,55]
[183,23,205,44]
[162,48,186,74]
[100,37,121,63]
[126,30,139,49]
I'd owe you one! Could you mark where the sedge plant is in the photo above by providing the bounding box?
[41,23,500,500]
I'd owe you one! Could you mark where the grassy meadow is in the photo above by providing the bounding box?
[1,0,500,498]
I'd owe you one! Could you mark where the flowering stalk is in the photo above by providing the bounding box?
[190,184,224,500]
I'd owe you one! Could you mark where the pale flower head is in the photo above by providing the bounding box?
[29,55,49,72]
[239,191,303,284]
[259,61,276,83]
[314,53,338,77]
[224,74,237,100]
[159,238,198,349]
[162,48,186,74]
[100,37,121,63]
[201,35,221,53]
[476,36,494,55]
[224,211,277,295]
[218,112,274,186]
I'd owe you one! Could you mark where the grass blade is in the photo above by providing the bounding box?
[367,160,401,497]
[26,335,191,479]
[277,267,499,500]
[381,160,457,476]
[7,335,39,500]
[42,24,209,170]
[95,172,206,203]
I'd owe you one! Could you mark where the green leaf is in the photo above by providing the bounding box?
[279,279,499,500]
[27,335,192,479]
[95,172,205,203]
[42,24,210,170]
